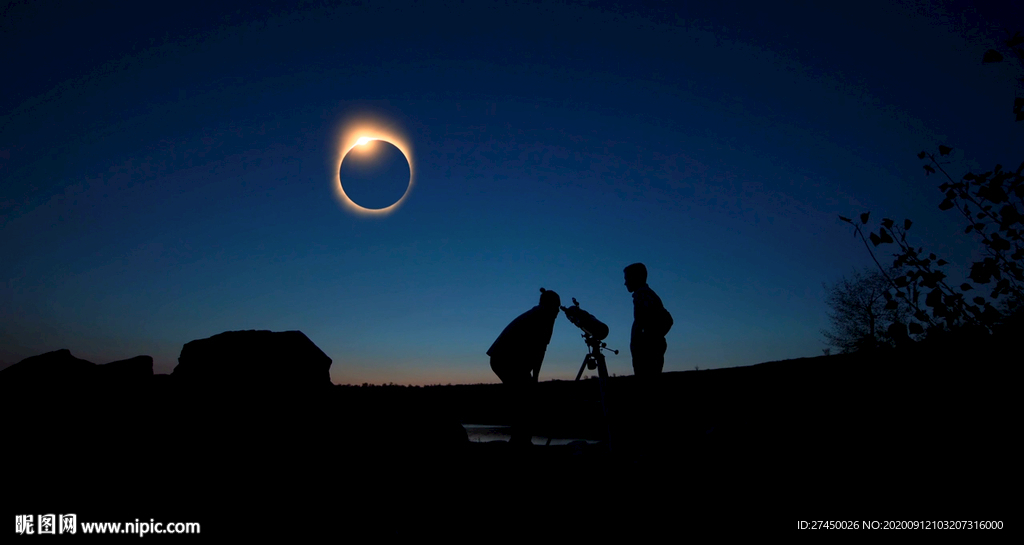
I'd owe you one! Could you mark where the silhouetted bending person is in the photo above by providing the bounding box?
[624,263,672,377]
[487,288,560,446]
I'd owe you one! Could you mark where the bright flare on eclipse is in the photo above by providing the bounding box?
[332,119,414,216]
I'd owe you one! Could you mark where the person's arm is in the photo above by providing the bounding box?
[634,289,659,336]
[632,314,643,338]
[631,295,645,348]
[529,311,555,382]
[531,336,547,382]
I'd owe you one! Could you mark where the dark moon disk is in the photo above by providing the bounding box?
[339,139,411,210]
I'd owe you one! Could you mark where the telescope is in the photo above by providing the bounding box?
[560,297,617,450]
[560,297,609,341]
[560,297,617,380]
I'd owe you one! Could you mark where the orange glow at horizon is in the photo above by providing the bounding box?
[332,118,414,216]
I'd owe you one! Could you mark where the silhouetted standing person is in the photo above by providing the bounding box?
[487,288,561,446]
[624,263,672,377]
[623,263,672,457]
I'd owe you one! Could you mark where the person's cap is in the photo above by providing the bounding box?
[539,287,561,308]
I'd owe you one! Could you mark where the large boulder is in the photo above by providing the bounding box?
[172,330,332,394]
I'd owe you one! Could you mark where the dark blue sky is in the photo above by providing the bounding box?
[2,0,1020,384]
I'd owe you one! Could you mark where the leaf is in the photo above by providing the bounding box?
[924,165,936,175]
[914,310,929,322]
[982,49,1003,63]
[981,304,1003,325]
[908,322,924,335]
[1015,97,1024,113]
[1008,262,1024,281]
[960,283,973,291]
[929,253,936,260]
[879,229,894,244]
[838,215,852,223]
[881,218,893,229]
[937,259,947,266]
[904,219,912,230]
[999,204,1021,226]
[1016,112,1024,122]
[973,297,986,305]
[939,198,954,211]
[884,300,898,311]
[860,212,870,224]
[989,233,1011,252]
[921,270,946,289]
[938,145,952,156]
[969,259,997,284]
[965,225,974,234]
[870,233,881,246]
[917,151,927,159]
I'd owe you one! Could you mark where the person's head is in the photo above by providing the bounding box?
[539,287,561,310]
[623,263,647,293]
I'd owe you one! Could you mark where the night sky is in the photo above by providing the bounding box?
[2,0,1020,385]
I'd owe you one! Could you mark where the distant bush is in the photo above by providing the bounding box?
[821,267,914,353]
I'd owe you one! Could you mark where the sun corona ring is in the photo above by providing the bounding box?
[332,120,414,216]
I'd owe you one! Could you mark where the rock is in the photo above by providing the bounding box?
[0,350,154,390]
[0,349,96,394]
[96,355,153,381]
[172,330,333,394]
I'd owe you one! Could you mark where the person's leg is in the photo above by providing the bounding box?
[494,357,533,445]
[509,373,535,446]
[491,357,512,383]
[652,337,667,374]
[632,339,666,456]
[631,341,649,377]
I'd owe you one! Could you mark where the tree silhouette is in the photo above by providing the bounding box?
[822,268,913,353]
[839,29,1024,341]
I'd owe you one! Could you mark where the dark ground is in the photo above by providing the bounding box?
[3,336,1014,538]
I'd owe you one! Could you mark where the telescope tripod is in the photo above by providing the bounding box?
[574,333,617,450]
